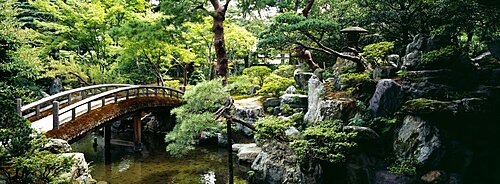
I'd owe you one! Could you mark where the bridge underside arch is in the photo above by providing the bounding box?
[46,96,181,141]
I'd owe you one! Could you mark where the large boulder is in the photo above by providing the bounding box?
[369,79,405,117]
[294,70,313,91]
[49,77,63,95]
[234,103,263,136]
[43,139,72,153]
[402,34,444,70]
[372,66,398,80]
[59,153,95,184]
[280,94,308,108]
[394,116,444,168]
[233,143,261,164]
[250,142,322,184]
[285,86,297,94]
[263,98,281,109]
[304,75,357,124]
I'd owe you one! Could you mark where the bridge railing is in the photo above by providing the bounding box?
[51,85,184,130]
[17,84,132,119]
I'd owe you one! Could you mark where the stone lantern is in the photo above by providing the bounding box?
[340,26,368,51]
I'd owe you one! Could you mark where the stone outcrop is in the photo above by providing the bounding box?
[250,142,322,184]
[369,79,404,117]
[234,103,263,136]
[59,153,96,184]
[394,116,444,168]
[294,70,313,91]
[44,139,72,154]
[280,94,308,108]
[263,98,281,109]
[232,143,261,164]
[286,86,297,94]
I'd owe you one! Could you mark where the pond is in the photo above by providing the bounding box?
[71,131,249,184]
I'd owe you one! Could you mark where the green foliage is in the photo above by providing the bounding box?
[281,104,292,114]
[254,116,294,142]
[388,158,418,176]
[243,66,272,86]
[257,74,296,97]
[165,80,229,157]
[1,84,75,183]
[363,42,395,65]
[420,46,462,68]
[272,64,296,78]
[163,80,181,89]
[291,120,357,164]
[227,75,258,96]
[339,73,371,90]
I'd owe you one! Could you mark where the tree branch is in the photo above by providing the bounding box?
[302,0,315,17]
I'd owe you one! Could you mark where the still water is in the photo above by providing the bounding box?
[71,132,249,184]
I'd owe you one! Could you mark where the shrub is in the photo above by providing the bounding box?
[420,46,462,68]
[363,41,395,65]
[339,72,371,89]
[254,116,294,142]
[257,74,296,97]
[243,66,272,86]
[227,75,259,95]
[165,80,229,156]
[291,120,357,164]
[272,64,296,78]
[388,158,418,176]
[164,80,181,89]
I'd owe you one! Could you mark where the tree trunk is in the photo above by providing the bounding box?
[210,0,231,86]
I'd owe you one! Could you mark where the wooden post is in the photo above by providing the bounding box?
[81,90,86,99]
[133,112,143,152]
[87,102,92,113]
[104,123,111,164]
[16,98,22,116]
[53,101,60,129]
[136,89,140,97]
[154,88,158,96]
[227,119,234,184]
[36,105,40,116]
[68,94,72,104]
[114,94,118,103]
[146,88,149,97]
[126,90,130,100]
[102,97,106,107]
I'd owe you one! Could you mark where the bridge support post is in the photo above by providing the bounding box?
[16,98,22,116]
[133,112,143,152]
[104,123,111,164]
[53,101,60,129]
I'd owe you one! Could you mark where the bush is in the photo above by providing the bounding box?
[363,41,395,65]
[164,80,181,89]
[227,75,259,95]
[339,72,371,89]
[243,66,272,86]
[257,74,296,97]
[291,120,357,164]
[272,64,296,78]
[254,116,294,142]
[420,46,462,68]
[388,158,418,176]
[1,84,75,183]
[165,80,229,156]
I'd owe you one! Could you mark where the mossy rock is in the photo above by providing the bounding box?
[402,98,452,115]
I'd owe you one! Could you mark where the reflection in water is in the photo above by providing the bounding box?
[71,132,249,184]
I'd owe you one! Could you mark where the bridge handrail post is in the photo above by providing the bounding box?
[136,89,140,97]
[71,108,76,120]
[68,94,72,104]
[36,105,40,116]
[114,94,118,103]
[16,98,22,116]
[81,90,86,99]
[154,88,158,96]
[101,97,106,107]
[126,90,130,100]
[87,101,91,113]
[146,88,149,97]
[53,101,60,129]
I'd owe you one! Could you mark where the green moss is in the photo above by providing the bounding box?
[420,46,462,68]
[402,98,451,114]
[339,72,371,89]
[388,158,418,176]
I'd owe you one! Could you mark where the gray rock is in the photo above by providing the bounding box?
[285,126,300,138]
[250,142,321,184]
[394,116,444,168]
[217,133,228,147]
[280,94,308,108]
[249,86,260,95]
[373,66,398,80]
[294,70,314,91]
[263,98,281,109]
[285,86,297,94]
[374,170,416,184]
[369,79,404,117]
[49,77,63,95]
[44,139,72,154]
[304,76,325,124]
[59,153,93,183]
[234,144,261,164]
[234,104,263,136]
[388,54,401,68]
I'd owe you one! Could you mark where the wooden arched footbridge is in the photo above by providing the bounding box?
[16,84,184,150]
